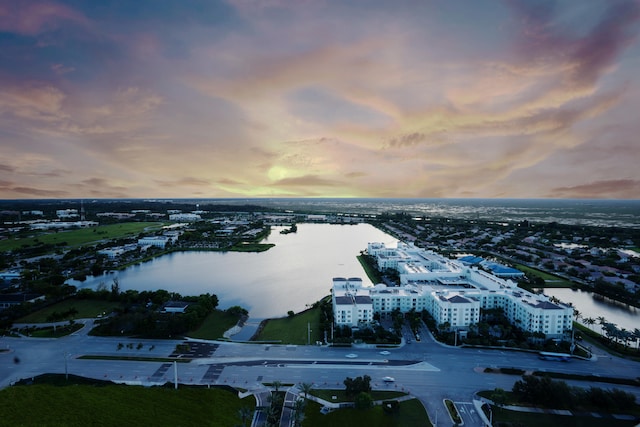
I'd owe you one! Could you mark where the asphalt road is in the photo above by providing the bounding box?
[1,320,639,427]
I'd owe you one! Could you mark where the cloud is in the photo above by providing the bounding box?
[1,185,69,197]
[548,179,640,199]
[0,0,89,36]
[0,1,639,199]
[154,177,212,187]
[271,174,343,187]
[0,163,15,173]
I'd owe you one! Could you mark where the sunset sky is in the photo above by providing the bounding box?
[1,0,640,200]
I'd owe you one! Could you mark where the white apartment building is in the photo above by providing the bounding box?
[169,213,201,222]
[137,235,175,248]
[56,209,78,218]
[331,277,374,327]
[333,242,574,338]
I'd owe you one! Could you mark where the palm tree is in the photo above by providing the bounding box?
[299,382,313,400]
[237,406,253,427]
[292,398,306,427]
[272,380,282,393]
[597,316,607,335]
[584,317,596,331]
[573,309,581,323]
[633,328,640,351]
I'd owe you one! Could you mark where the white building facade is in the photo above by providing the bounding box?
[332,242,573,338]
[331,278,374,327]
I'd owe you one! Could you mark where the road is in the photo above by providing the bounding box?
[1,320,639,426]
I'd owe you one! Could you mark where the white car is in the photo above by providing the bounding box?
[382,376,395,382]
[379,350,391,356]
[345,353,358,358]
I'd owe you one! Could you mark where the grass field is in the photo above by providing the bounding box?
[357,255,383,284]
[187,309,242,340]
[491,406,638,427]
[26,323,85,338]
[253,305,324,345]
[0,222,165,252]
[0,378,255,427]
[310,389,407,403]
[513,263,573,287]
[17,298,121,323]
[302,398,430,427]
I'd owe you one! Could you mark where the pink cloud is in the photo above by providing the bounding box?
[0,0,89,36]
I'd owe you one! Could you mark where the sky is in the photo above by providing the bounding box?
[1,0,640,200]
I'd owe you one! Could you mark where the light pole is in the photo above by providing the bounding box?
[63,351,68,381]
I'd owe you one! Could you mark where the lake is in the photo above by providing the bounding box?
[541,287,639,332]
[68,223,397,318]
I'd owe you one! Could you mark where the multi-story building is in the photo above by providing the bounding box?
[331,242,573,338]
[331,277,373,327]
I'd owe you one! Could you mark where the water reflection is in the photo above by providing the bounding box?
[541,287,638,331]
[68,224,397,319]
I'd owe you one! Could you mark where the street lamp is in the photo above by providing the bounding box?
[63,351,68,381]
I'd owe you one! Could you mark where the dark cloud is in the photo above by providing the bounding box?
[548,179,640,198]
[8,186,68,197]
[0,163,15,173]
[570,1,640,86]
[510,0,640,87]
[154,177,211,187]
[387,132,426,148]
[345,171,366,178]
[217,178,242,185]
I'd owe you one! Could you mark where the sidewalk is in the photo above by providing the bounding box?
[475,395,639,426]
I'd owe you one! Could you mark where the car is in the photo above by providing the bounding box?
[379,350,391,356]
[345,353,358,358]
[382,376,395,382]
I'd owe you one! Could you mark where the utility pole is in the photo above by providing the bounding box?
[174,361,178,390]
[307,322,311,345]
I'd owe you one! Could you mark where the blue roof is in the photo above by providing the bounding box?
[458,255,484,265]
[485,263,523,275]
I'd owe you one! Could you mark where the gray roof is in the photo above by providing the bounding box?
[355,295,372,304]
[534,301,562,310]
[334,296,353,305]
[448,295,470,304]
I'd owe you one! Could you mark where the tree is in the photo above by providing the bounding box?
[490,388,508,408]
[291,398,306,427]
[238,406,253,427]
[271,380,282,393]
[287,310,295,318]
[597,316,607,335]
[299,382,313,400]
[584,317,596,331]
[354,392,373,410]
[344,375,371,397]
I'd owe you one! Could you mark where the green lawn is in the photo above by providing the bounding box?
[187,309,242,340]
[357,255,383,284]
[25,323,85,338]
[310,389,407,403]
[513,263,573,287]
[302,399,430,427]
[0,378,255,427]
[17,298,121,323]
[0,222,165,252]
[253,305,324,345]
[491,406,638,427]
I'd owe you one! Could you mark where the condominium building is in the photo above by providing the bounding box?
[331,242,573,338]
[331,277,374,327]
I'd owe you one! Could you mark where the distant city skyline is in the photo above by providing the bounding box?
[1,0,639,200]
